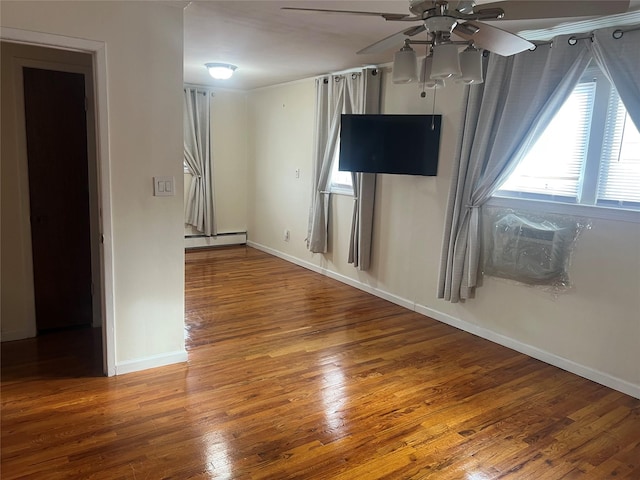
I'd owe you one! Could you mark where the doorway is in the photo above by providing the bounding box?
[1,40,107,374]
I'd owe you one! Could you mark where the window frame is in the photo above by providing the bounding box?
[329,138,354,196]
[493,65,640,223]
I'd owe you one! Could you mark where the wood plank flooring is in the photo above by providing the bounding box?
[2,246,639,479]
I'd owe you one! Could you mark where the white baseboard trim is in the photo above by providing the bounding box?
[247,241,414,310]
[0,327,37,343]
[247,241,640,400]
[185,232,247,249]
[115,350,188,375]
[414,304,640,400]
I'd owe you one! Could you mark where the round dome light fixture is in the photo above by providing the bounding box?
[205,63,237,80]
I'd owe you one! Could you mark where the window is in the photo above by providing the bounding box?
[330,139,353,194]
[597,94,640,206]
[496,66,640,212]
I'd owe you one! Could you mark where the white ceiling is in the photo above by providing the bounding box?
[183,1,640,91]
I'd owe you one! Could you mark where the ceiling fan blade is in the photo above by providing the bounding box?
[477,1,630,21]
[453,21,534,56]
[280,7,412,21]
[357,25,427,55]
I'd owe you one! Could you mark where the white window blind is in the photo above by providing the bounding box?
[498,81,596,199]
[597,93,640,206]
[331,138,353,194]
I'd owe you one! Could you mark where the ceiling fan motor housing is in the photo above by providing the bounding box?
[424,15,459,34]
[413,0,476,15]
[409,0,431,15]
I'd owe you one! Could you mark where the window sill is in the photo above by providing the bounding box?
[330,186,354,197]
[488,195,640,224]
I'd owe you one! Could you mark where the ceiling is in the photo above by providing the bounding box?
[183,1,640,91]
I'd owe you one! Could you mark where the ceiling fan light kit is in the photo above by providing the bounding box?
[392,45,419,83]
[419,55,441,89]
[396,41,484,87]
[457,46,483,84]
[430,43,461,79]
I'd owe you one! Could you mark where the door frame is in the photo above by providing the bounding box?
[1,27,115,376]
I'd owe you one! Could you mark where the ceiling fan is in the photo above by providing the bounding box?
[282,1,631,57]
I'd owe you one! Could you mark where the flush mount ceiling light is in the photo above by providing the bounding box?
[205,63,237,80]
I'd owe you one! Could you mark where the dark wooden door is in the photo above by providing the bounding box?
[23,67,93,332]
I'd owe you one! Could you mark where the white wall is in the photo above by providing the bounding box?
[1,1,186,371]
[212,90,249,234]
[248,80,316,253]
[185,89,249,236]
[247,70,640,398]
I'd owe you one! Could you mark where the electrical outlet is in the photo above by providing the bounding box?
[295,168,301,179]
[283,229,290,242]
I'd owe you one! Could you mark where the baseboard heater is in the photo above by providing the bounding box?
[185,232,247,249]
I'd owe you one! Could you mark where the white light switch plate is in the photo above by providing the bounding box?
[153,176,175,196]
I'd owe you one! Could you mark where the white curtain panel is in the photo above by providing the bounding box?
[348,69,381,270]
[184,88,216,236]
[588,26,640,129]
[306,76,345,253]
[438,35,591,302]
[307,68,381,270]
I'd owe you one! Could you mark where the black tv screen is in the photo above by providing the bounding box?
[339,114,441,176]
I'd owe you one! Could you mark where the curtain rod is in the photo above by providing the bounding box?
[184,83,215,95]
[316,66,379,83]
[532,24,640,48]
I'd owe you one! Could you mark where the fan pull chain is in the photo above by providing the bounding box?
[431,44,436,131]
[420,44,429,98]
[431,87,437,131]
[419,44,437,130]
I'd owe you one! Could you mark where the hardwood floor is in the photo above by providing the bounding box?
[2,246,639,479]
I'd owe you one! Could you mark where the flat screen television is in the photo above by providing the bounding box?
[339,114,441,176]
